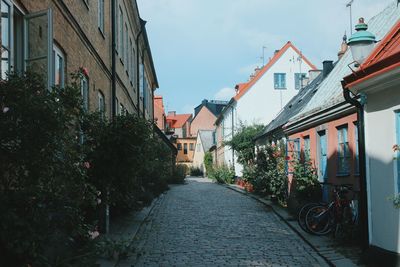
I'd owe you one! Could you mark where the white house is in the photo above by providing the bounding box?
[343,5,400,265]
[216,41,316,176]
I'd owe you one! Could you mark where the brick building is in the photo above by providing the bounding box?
[0,0,157,119]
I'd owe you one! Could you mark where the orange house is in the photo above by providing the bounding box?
[190,99,228,136]
[176,137,197,167]
[166,112,192,138]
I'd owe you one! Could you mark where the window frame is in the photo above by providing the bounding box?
[97,0,104,35]
[177,143,182,151]
[80,74,89,111]
[53,44,65,88]
[337,125,351,176]
[294,73,306,90]
[303,135,311,161]
[274,73,286,89]
[98,90,105,119]
[118,6,123,59]
[189,143,194,151]
[183,143,188,155]
[1,0,12,80]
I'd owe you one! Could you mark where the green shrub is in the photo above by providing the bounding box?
[190,167,204,177]
[209,165,235,184]
[292,159,320,201]
[204,152,214,175]
[168,164,187,184]
[0,72,97,266]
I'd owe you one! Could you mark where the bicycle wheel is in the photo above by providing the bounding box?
[305,205,333,235]
[298,203,319,233]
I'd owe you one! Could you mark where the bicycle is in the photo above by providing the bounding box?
[304,184,357,236]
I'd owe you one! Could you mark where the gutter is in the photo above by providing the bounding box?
[341,81,369,251]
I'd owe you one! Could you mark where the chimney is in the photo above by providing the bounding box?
[308,69,322,82]
[322,60,334,77]
[254,66,261,75]
[274,50,280,55]
[202,99,208,106]
[337,33,348,60]
[168,111,176,116]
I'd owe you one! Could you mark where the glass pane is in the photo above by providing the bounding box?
[26,14,48,60]
[54,53,62,86]
[1,59,8,79]
[1,1,10,48]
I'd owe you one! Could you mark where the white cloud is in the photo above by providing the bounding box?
[214,87,236,101]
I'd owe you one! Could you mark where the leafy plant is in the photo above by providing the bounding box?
[204,152,214,175]
[292,158,320,200]
[209,165,235,184]
[168,164,187,184]
[190,167,204,177]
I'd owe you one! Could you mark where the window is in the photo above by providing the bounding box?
[124,23,128,66]
[118,6,123,57]
[337,125,350,175]
[132,47,136,86]
[80,75,89,111]
[177,143,182,150]
[1,0,11,80]
[294,138,300,160]
[354,123,359,175]
[129,38,133,81]
[98,91,105,118]
[183,143,188,154]
[303,136,310,161]
[53,44,65,87]
[295,73,306,90]
[98,0,104,34]
[139,60,144,99]
[190,143,194,151]
[274,73,286,89]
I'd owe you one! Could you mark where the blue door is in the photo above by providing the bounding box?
[318,130,329,201]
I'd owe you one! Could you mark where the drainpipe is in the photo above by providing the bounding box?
[231,107,235,172]
[111,0,116,119]
[342,83,369,250]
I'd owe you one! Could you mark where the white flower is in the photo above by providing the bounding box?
[3,107,9,113]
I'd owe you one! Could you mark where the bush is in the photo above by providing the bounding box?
[0,72,97,266]
[209,165,235,184]
[204,152,214,175]
[168,164,187,184]
[292,159,321,201]
[190,167,203,177]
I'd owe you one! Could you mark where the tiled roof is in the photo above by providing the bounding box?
[256,72,325,140]
[288,2,400,124]
[198,130,215,152]
[166,114,192,128]
[194,100,229,118]
[343,19,400,87]
[234,41,317,101]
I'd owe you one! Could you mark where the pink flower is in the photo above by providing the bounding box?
[81,67,89,77]
[3,107,9,113]
[89,230,100,239]
[83,161,91,169]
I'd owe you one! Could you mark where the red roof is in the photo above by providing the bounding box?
[234,41,316,101]
[343,20,400,88]
[166,113,192,128]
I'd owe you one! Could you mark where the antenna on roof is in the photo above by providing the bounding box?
[346,0,354,35]
[260,46,267,66]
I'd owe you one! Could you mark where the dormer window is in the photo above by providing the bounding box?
[274,73,286,89]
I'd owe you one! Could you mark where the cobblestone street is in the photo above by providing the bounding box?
[124,178,328,267]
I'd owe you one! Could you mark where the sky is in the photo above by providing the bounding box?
[137,0,395,114]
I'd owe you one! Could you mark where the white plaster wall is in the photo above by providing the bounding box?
[365,88,400,253]
[192,134,205,173]
[236,46,314,126]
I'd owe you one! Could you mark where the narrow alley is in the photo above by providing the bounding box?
[124,178,328,267]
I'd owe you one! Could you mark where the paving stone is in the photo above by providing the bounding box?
[123,178,329,266]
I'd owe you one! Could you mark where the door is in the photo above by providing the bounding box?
[24,9,53,89]
[318,130,329,201]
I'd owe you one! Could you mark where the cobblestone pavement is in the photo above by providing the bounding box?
[125,178,328,267]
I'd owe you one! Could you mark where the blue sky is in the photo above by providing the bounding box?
[137,0,394,114]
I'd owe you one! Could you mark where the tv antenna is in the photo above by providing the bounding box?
[260,46,267,66]
[346,0,354,34]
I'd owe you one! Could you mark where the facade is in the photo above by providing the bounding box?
[166,112,192,138]
[0,0,157,119]
[216,41,316,176]
[192,130,215,174]
[343,13,400,264]
[176,137,196,166]
[154,95,166,131]
[190,99,228,136]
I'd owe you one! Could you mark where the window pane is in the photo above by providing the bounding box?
[26,15,48,60]
[1,1,10,48]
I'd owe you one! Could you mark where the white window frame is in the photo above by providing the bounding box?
[1,0,13,80]
[53,44,65,88]
[98,91,105,118]
[97,0,104,34]
[80,74,89,111]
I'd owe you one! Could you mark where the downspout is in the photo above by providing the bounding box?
[111,0,116,119]
[342,82,369,250]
